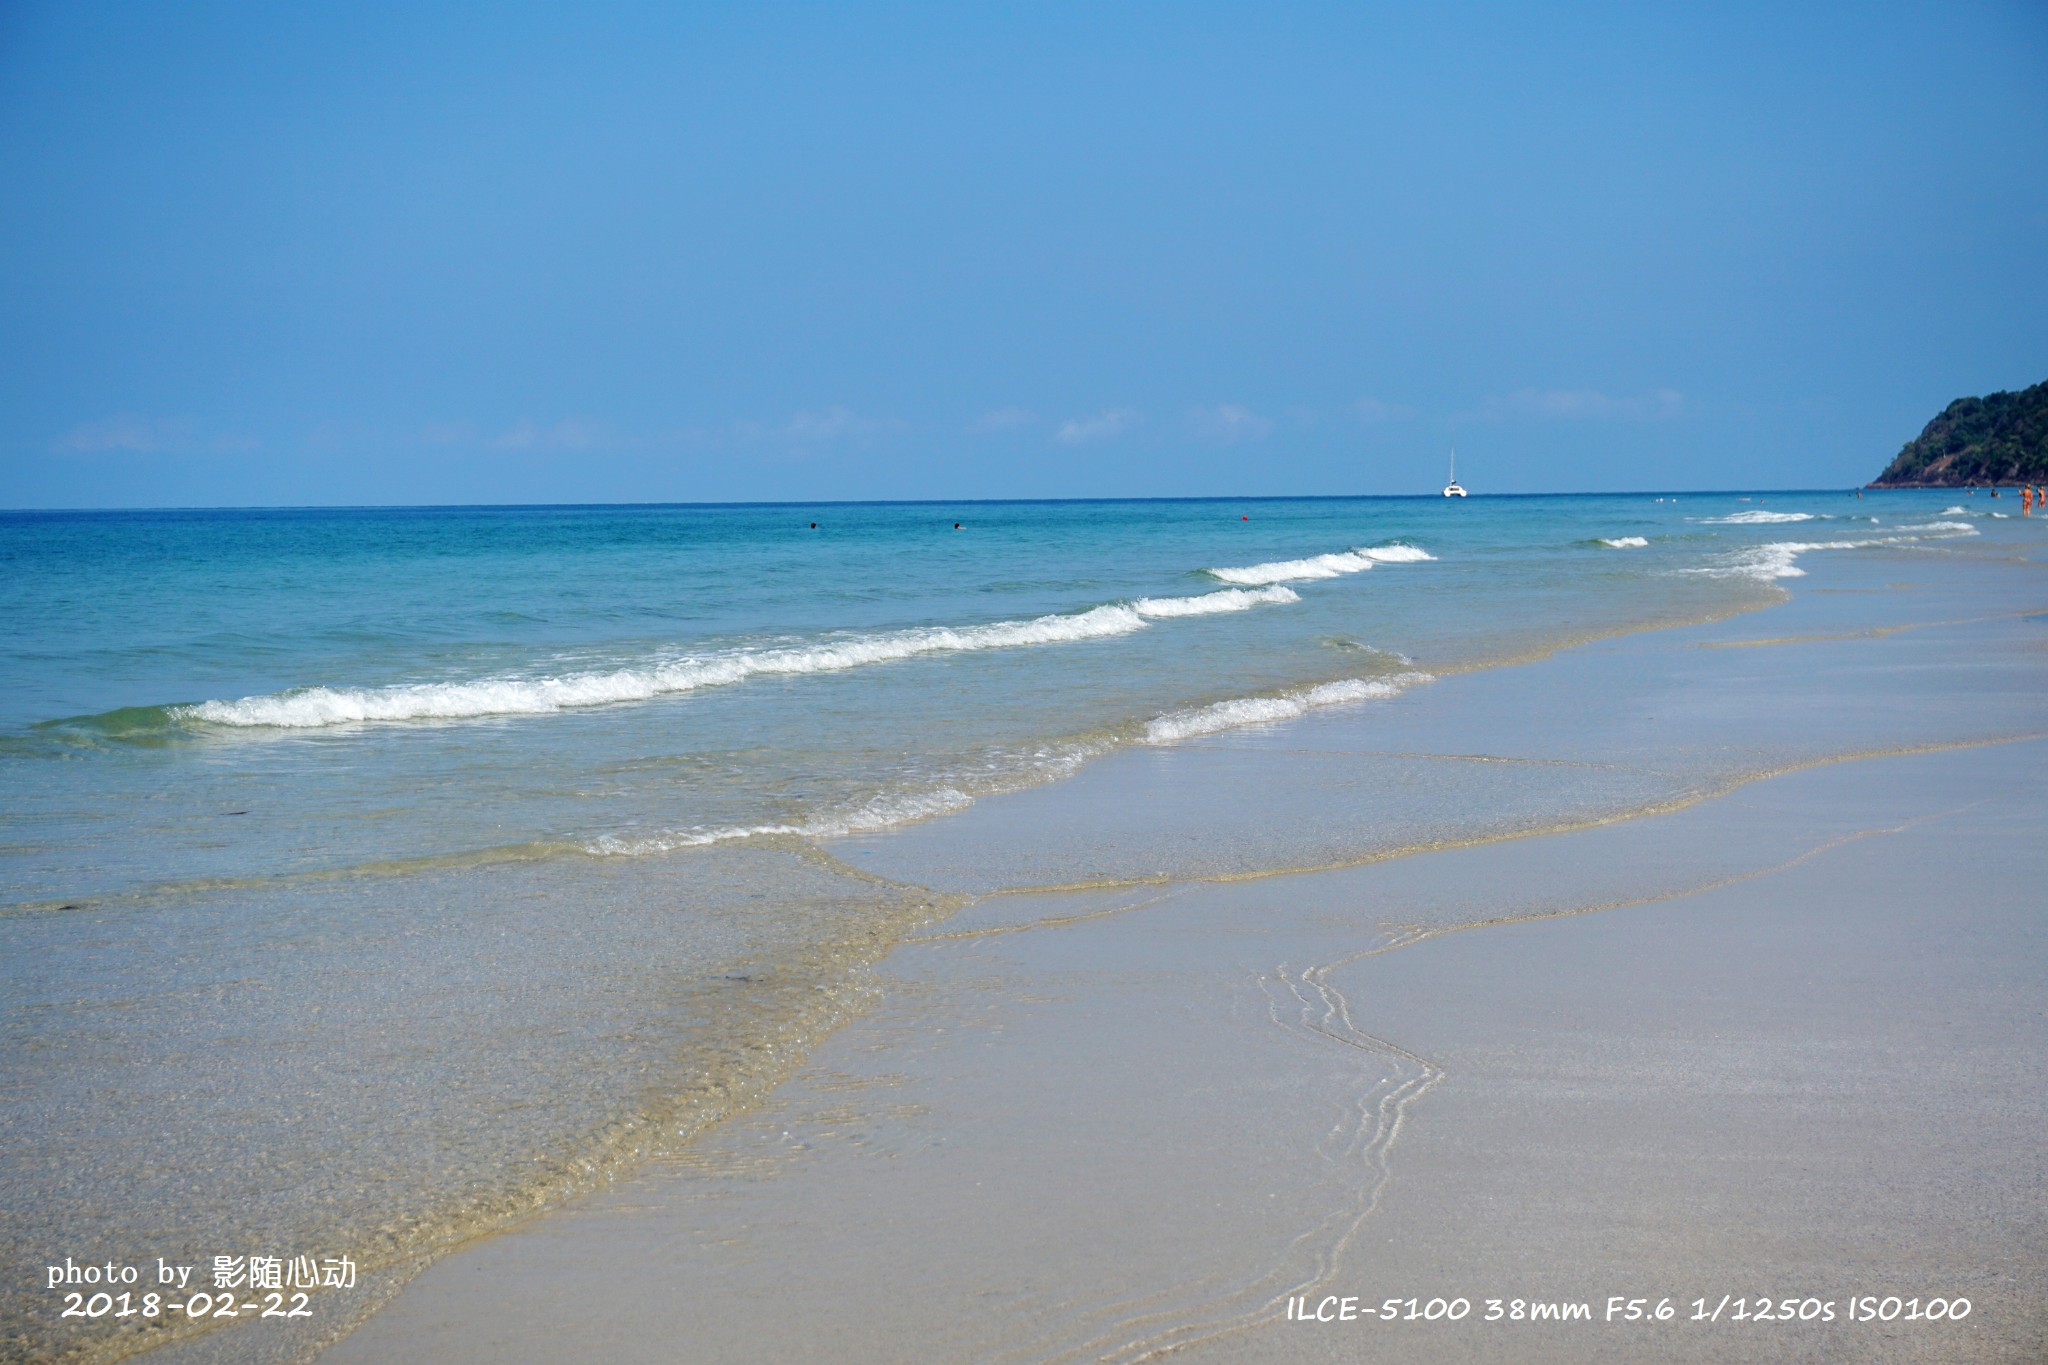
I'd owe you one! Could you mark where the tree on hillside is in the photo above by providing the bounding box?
[1870,380,2048,487]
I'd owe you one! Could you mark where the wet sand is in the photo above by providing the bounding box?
[301,548,2048,1365]
[310,742,2047,1365]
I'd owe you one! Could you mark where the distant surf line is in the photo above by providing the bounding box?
[1205,544,1433,585]
[170,551,1432,730]
[174,588,1297,729]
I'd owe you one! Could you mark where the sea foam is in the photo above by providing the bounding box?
[1597,536,1649,548]
[586,666,1437,850]
[1142,672,1431,743]
[1206,543,1432,585]
[1696,514,1988,581]
[1694,539,1882,581]
[585,743,1109,855]
[1700,510,1816,525]
[1131,585,1299,617]
[1358,544,1435,563]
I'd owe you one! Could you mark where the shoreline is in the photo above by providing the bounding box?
[311,751,2048,1364]
[4,515,1794,1365]
[13,512,2035,1365]
[7,499,1836,1365]
[295,539,2048,1364]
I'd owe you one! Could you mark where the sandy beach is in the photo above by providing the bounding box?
[292,543,2048,1364]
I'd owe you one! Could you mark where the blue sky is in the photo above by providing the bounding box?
[2,1,2044,506]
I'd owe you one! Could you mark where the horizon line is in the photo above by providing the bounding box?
[0,486,1897,515]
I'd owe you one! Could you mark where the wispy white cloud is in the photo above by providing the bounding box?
[1187,403,1273,444]
[61,415,176,452]
[1485,388,1686,421]
[416,409,909,457]
[419,418,608,452]
[1054,408,1141,445]
[58,415,258,455]
[731,406,907,445]
[490,417,606,452]
[1353,397,1417,424]
[968,406,1035,434]
[790,407,902,442]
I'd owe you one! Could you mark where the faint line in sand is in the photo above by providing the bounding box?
[1700,605,2048,649]
[901,890,1175,944]
[980,732,2047,901]
[1050,792,1995,1363]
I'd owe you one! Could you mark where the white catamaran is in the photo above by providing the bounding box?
[1442,448,1467,498]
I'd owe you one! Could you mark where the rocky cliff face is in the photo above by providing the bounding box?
[1870,380,2047,487]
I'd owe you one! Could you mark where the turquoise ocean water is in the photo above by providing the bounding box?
[0,490,1999,1359]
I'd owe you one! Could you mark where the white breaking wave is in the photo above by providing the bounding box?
[1142,672,1431,744]
[585,743,1110,856]
[1695,515,1986,582]
[1131,585,1299,617]
[1941,506,1967,515]
[586,789,982,857]
[593,666,1436,852]
[1207,551,1373,585]
[1358,544,1435,563]
[1597,536,1649,548]
[1693,539,1880,581]
[1206,543,1433,585]
[180,588,1300,729]
[586,786,990,856]
[1700,510,1816,525]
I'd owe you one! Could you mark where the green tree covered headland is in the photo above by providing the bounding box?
[1870,380,2048,487]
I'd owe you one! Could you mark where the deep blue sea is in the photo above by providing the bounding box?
[0,489,1998,1358]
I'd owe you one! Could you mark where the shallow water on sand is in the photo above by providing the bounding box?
[0,490,2020,1360]
[318,541,2048,1365]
